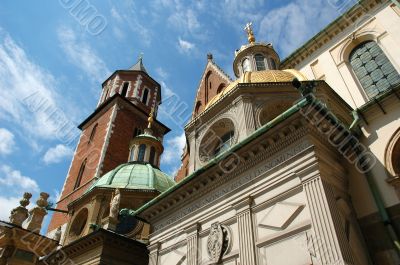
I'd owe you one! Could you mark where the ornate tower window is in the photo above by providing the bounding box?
[138,144,146,162]
[141,88,150,105]
[255,54,266,71]
[121,82,129,97]
[74,159,87,190]
[88,123,98,143]
[349,41,400,98]
[269,58,277,70]
[149,147,156,165]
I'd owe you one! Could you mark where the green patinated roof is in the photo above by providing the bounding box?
[87,162,175,193]
[135,133,161,142]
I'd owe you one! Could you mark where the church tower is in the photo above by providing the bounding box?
[47,58,170,237]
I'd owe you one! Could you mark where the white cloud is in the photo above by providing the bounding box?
[0,165,41,221]
[155,67,169,80]
[162,132,186,165]
[0,196,19,221]
[0,165,39,193]
[0,128,15,155]
[43,144,74,164]
[258,0,340,56]
[57,26,110,83]
[178,38,195,54]
[110,4,152,46]
[0,28,78,142]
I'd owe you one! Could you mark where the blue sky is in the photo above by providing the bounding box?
[0,0,355,230]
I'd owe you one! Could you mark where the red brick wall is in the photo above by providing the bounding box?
[174,152,189,182]
[193,64,228,117]
[47,106,114,232]
[48,99,166,232]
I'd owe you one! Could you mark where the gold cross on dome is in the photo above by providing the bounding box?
[244,22,255,43]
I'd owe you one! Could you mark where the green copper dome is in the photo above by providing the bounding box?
[87,162,175,193]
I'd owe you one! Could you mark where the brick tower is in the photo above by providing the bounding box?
[47,58,170,237]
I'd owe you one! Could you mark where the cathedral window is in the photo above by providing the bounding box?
[242,58,251,72]
[213,131,234,157]
[133,128,143,137]
[195,101,202,115]
[88,123,98,143]
[199,118,236,162]
[149,147,156,165]
[255,54,266,71]
[349,41,400,99]
[121,82,129,97]
[74,159,86,190]
[68,208,88,240]
[138,144,146,162]
[141,88,149,105]
[217,84,225,94]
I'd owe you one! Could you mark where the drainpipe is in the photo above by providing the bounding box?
[351,112,400,256]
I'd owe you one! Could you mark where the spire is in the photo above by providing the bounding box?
[244,22,255,44]
[129,53,148,73]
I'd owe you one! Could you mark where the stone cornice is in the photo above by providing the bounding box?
[281,0,386,69]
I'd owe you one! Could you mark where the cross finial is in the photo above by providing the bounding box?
[244,22,255,43]
[139,52,144,60]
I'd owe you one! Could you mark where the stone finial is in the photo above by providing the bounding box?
[109,189,121,220]
[9,192,32,226]
[207,53,213,61]
[23,192,50,232]
[53,226,62,242]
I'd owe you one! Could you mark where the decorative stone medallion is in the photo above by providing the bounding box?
[207,222,231,263]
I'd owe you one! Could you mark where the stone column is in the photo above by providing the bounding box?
[233,197,256,265]
[302,176,354,265]
[185,223,200,265]
[148,242,160,265]
[233,94,255,141]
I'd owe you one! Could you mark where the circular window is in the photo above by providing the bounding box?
[258,101,293,126]
[199,119,236,162]
[68,208,88,239]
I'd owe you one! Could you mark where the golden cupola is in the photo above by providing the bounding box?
[233,22,281,78]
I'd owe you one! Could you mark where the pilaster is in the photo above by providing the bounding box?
[185,223,200,265]
[233,94,255,140]
[302,176,355,265]
[233,196,256,265]
[148,242,161,265]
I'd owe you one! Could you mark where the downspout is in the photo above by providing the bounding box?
[350,111,400,255]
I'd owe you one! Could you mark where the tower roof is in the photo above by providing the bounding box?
[87,162,175,193]
[129,57,148,73]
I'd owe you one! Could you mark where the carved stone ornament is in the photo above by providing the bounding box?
[109,188,121,220]
[207,222,231,263]
[9,192,32,226]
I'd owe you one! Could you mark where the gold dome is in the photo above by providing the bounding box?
[205,69,307,109]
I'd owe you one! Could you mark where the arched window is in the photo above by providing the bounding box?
[349,41,400,99]
[88,123,98,143]
[270,58,277,70]
[217,84,225,94]
[242,58,251,73]
[255,54,266,71]
[214,131,234,156]
[149,147,156,165]
[141,88,149,105]
[68,208,88,240]
[138,144,146,162]
[129,146,136,161]
[121,82,129,97]
[133,128,142,137]
[195,101,202,115]
[74,159,87,190]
